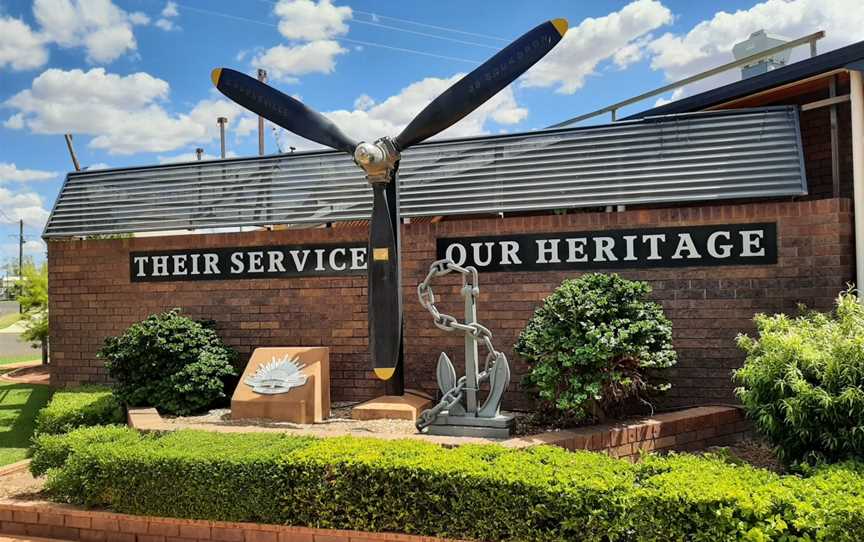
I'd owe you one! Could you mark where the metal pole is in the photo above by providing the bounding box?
[64,134,81,172]
[257,69,267,156]
[17,219,22,314]
[850,69,864,297]
[463,279,478,415]
[217,117,228,159]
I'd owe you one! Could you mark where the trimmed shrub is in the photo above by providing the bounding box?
[736,291,864,465]
[515,273,676,420]
[34,386,124,435]
[99,309,238,415]
[35,428,864,541]
[30,425,138,476]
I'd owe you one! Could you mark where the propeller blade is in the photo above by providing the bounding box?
[368,184,402,381]
[393,19,567,151]
[211,68,358,155]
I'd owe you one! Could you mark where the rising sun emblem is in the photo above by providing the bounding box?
[244,354,308,395]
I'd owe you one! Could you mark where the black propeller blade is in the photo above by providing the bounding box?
[368,183,401,383]
[393,18,568,151]
[211,68,358,155]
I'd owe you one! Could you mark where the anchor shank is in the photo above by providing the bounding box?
[463,281,479,415]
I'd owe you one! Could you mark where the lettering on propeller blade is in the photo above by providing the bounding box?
[437,223,777,272]
[130,243,367,282]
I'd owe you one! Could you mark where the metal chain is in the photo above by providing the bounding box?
[415,258,505,430]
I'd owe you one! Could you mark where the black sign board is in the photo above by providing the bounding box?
[131,243,367,282]
[436,223,777,272]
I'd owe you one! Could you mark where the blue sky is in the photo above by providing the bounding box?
[0,0,860,267]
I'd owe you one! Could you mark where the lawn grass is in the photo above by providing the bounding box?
[0,354,40,367]
[0,382,52,466]
[0,312,21,330]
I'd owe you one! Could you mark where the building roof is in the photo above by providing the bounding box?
[624,39,864,120]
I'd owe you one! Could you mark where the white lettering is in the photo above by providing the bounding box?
[189,253,201,275]
[314,249,326,271]
[445,243,467,266]
[329,248,347,271]
[642,234,666,260]
[289,250,310,271]
[566,238,588,262]
[350,247,367,270]
[248,251,264,273]
[707,231,732,258]
[594,237,617,262]
[740,230,765,257]
[133,256,148,277]
[622,235,637,261]
[471,242,495,267]
[499,241,522,265]
[672,234,701,259]
[152,256,169,277]
[267,251,286,272]
[230,252,244,273]
[536,239,560,264]
[171,254,187,276]
[203,254,219,274]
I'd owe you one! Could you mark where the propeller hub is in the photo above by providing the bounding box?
[354,137,400,185]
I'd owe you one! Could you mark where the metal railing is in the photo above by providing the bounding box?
[550,31,825,128]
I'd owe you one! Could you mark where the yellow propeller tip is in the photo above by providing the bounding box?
[551,18,568,36]
[373,367,396,381]
[210,68,222,87]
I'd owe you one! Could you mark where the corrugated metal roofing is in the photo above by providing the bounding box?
[43,107,807,238]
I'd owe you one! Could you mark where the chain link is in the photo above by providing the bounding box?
[415,259,505,430]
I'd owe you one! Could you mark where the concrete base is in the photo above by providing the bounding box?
[425,412,514,439]
[231,347,330,424]
[351,389,433,421]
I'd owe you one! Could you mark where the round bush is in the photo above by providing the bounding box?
[735,291,864,466]
[99,309,237,415]
[515,273,676,420]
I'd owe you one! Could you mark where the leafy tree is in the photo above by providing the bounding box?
[17,261,49,364]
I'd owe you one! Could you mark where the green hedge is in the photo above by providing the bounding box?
[34,386,125,435]
[32,427,864,541]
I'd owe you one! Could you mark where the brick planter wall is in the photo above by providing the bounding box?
[0,500,465,542]
[48,198,853,408]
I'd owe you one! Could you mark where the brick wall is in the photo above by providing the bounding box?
[48,197,853,408]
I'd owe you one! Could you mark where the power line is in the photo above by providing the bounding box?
[173,3,481,65]
[253,0,508,43]
[352,9,509,43]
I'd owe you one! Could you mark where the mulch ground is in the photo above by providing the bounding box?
[0,364,49,385]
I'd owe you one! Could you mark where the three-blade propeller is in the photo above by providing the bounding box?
[212,18,568,384]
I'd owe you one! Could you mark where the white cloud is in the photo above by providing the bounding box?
[252,40,347,81]
[648,0,864,85]
[0,188,50,228]
[24,239,46,254]
[0,16,49,71]
[33,0,143,63]
[5,68,258,155]
[4,114,25,130]
[156,1,179,31]
[274,0,352,41]
[521,0,673,94]
[162,1,179,18]
[128,12,150,25]
[275,74,527,151]
[353,94,375,111]
[0,163,57,183]
[86,163,111,170]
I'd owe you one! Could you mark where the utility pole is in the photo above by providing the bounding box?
[18,219,22,314]
[257,69,267,156]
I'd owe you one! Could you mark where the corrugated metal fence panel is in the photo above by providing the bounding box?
[43,107,807,237]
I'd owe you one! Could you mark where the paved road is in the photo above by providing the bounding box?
[0,332,39,358]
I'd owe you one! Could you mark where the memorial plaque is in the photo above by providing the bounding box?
[231,347,330,423]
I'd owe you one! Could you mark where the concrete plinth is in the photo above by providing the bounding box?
[351,389,432,421]
[231,347,330,423]
[425,412,514,439]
